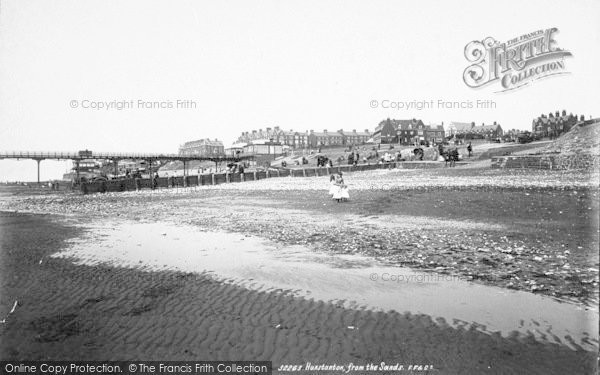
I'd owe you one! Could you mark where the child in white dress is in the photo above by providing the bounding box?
[332,173,349,202]
[328,174,338,196]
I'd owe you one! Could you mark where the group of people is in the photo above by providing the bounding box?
[317,155,332,167]
[328,172,349,202]
[226,163,246,173]
[437,144,461,167]
[347,151,360,166]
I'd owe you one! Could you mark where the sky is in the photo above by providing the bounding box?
[1,0,599,181]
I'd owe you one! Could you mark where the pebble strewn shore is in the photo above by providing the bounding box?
[1,167,598,308]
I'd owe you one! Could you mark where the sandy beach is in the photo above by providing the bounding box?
[0,167,598,374]
[2,1,600,372]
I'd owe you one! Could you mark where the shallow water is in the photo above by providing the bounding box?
[53,221,599,352]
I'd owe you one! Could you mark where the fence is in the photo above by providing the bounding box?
[79,161,428,194]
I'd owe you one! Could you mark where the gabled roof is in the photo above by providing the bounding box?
[471,124,501,133]
[449,122,474,131]
[479,124,502,130]
[535,117,550,124]
[377,119,424,132]
[395,119,424,130]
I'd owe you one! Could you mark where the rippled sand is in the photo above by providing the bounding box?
[0,212,597,374]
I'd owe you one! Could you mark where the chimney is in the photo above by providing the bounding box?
[274,126,280,131]
[266,127,271,132]
[365,129,370,133]
[252,130,257,134]
[324,129,328,133]
[310,129,314,133]
[353,129,356,133]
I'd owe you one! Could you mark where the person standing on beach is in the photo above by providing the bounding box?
[467,142,473,158]
[450,148,458,167]
[328,174,337,197]
[153,172,159,189]
[332,174,342,202]
[332,173,349,202]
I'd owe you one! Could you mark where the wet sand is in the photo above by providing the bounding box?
[3,168,598,308]
[54,220,598,352]
[0,212,596,374]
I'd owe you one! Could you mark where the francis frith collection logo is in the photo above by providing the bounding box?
[463,28,572,92]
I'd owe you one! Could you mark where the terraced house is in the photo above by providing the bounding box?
[532,110,581,138]
[236,127,371,149]
[447,121,503,140]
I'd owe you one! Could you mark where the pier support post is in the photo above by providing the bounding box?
[183,160,188,187]
[36,159,41,185]
[113,159,120,176]
[75,160,80,182]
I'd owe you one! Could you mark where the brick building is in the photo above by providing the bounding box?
[447,121,503,140]
[373,118,446,144]
[532,110,581,138]
[236,127,370,149]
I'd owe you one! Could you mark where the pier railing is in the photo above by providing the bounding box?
[0,151,249,161]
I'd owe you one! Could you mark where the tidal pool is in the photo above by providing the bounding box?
[53,220,599,352]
